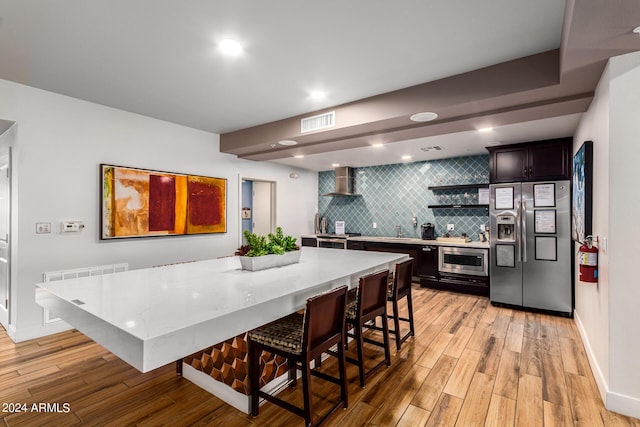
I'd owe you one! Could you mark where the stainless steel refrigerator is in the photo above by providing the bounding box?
[489,180,572,315]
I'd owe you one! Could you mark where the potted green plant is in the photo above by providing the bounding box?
[235,227,300,271]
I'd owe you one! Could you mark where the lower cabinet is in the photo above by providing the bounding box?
[347,240,490,296]
[363,242,419,277]
[301,237,317,247]
[346,240,365,250]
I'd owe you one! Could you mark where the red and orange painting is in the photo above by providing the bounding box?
[101,165,226,239]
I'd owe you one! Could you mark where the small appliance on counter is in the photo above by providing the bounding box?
[421,223,436,240]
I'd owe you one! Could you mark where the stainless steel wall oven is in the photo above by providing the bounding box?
[438,246,488,277]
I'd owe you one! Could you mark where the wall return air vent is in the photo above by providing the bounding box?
[301,111,335,133]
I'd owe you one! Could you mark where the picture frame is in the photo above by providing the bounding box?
[101,164,227,239]
[571,141,593,242]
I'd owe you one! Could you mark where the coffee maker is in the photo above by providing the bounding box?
[421,223,436,240]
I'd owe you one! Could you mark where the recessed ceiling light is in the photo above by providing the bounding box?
[372,143,384,148]
[478,127,494,132]
[219,39,243,56]
[294,154,304,158]
[633,26,640,36]
[309,90,326,100]
[278,140,298,146]
[410,112,438,122]
[401,155,412,161]
[331,163,340,167]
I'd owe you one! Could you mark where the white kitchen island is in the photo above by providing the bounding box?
[35,247,407,374]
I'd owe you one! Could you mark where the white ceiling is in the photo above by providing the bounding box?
[0,0,571,168]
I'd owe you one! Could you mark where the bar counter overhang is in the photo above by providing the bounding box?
[34,247,408,373]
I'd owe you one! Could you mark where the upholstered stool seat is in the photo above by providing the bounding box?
[248,312,304,355]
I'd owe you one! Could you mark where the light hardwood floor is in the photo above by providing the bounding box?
[1,287,638,426]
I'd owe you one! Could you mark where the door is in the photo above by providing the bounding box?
[521,181,572,313]
[489,183,523,305]
[252,181,273,236]
[0,151,9,318]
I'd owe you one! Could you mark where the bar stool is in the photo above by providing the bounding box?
[248,286,348,427]
[345,269,391,387]
[387,258,415,350]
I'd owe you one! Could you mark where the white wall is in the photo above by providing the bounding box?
[0,79,318,341]
[572,64,610,398]
[573,51,640,419]
[607,51,640,416]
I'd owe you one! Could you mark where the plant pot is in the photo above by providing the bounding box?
[238,250,301,271]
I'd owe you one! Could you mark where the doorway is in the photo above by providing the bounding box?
[0,148,10,327]
[240,177,276,244]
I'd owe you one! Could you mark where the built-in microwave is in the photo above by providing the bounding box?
[438,246,488,277]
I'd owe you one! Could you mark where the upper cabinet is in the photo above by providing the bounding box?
[486,137,572,183]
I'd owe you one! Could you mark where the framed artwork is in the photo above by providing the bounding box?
[101,164,227,239]
[571,141,593,242]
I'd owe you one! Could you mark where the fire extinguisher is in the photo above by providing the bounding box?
[578,235,598,283]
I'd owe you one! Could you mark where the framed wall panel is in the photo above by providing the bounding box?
[101,164,227,239]
[572,141,593,242]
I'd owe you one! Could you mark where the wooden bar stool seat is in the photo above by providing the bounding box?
[248,285,349,427]
[387,258,415,350]
[369,258,415,351]
[344,269,391,388]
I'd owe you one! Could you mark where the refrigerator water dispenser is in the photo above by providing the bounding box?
[497,215,515,241]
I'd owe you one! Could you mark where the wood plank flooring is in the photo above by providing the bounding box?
[1,287,638,426]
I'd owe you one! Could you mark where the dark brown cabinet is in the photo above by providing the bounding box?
[487,137,572,183]
[301,237,317,247]
[346,240,365,250]
[359,241,419,277]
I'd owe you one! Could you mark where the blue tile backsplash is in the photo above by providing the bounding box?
[317,155,490,240]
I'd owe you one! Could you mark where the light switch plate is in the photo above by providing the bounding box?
[36,223,51,234]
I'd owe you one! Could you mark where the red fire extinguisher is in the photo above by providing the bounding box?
[578,235,598,283]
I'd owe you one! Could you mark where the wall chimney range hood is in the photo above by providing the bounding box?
[323,166,361,197]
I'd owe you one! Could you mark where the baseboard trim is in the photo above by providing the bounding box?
[573,310,608,402]
[607,390,640,419]
[574,310,640,419]
[9,320,72,343]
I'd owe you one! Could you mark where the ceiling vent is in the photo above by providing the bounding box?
[301,111,335,133]
[420,146,444,152]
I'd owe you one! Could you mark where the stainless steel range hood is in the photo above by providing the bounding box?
[323,166,361,196]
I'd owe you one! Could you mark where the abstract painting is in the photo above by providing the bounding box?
[571,141,593,242]
[101,165,226,239]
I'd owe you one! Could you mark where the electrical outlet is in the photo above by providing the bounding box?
[447,223,455,231]
[36,223,51,234]
[61,221,85,233]
[372,222,377,229]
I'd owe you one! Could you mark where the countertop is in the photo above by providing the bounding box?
[302,234,490,249]
[35,247,407,372]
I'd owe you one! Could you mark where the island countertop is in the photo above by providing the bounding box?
[35,247,407,372]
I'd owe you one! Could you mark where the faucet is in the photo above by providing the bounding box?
[395,225,403,238]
